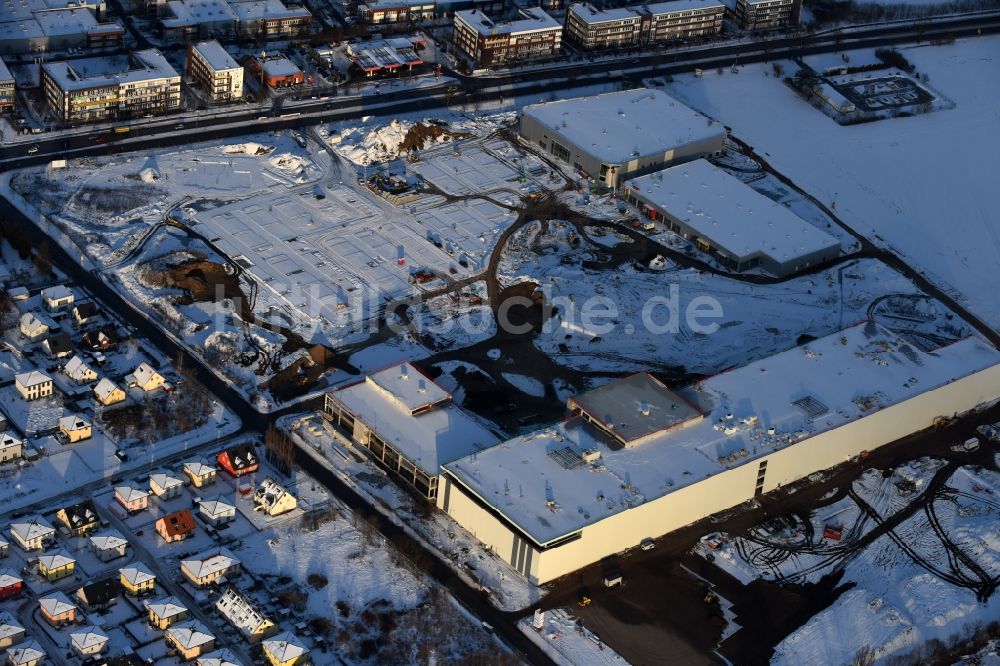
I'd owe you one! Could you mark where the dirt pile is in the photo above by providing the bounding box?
[398,123,472,154]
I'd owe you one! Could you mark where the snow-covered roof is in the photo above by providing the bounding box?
[644,0,725,14]
[42,49,178,92]
[0,433,20,450]
[181,548,239,580]
[94,377,122,399]
[90,530,128,551]
[0,568,21,588]
[0,56,11,82]
[168,620,215,650]
[0,610,22,641]
[64,355,94,380]
[39,591,76,616]
[6,640,44,666]
[625,159,841,265]
[116,484,150,503]
[216,587,270,634]
[70,626,109,650]
[30,7,122,37]
[256,54,301,79]
[456,7,560,36]
[444,323,1000,544]
[198,496,235,517]
[521,88,724,166]
[150,471,183,490]
[60,414,91,431]
[365,362,450,414]
[10,516,54,541]
[229,0,310,21]
[263,632,307,661]
[329,372,499,477]
[567,3,640,24]
[145,596,188,619]
[192,40,239,71]
[132,361,163,386]
[15,370,51,388]
[197,648,244,666]
[19,312,49,334]
[39,550,74,570]
[185,460,217,477]
[161,0,238,28]
[40,284,73,302]
[120,562,156,586]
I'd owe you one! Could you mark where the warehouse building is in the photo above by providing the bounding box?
[187,40,243,102]
[519,88,725,187]
[623,158,841,275]
[323,362,500,500]
[453,8,562,68]
[730,0,801,30]
[42,49,180,124]
[437,323,1000,584]
[564,0,725,51]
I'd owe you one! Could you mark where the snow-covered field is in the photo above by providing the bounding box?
[666,37,1000,333]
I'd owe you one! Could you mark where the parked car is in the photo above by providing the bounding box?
[640,538,655,551]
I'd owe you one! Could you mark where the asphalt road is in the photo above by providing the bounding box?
[3,12,1000,169]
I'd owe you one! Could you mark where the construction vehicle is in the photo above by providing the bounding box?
[578,595,591,607]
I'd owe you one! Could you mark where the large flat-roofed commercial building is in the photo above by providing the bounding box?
[42,49,180,124]
[158,0,308,41]
[0,57,13,112]
[0,3,123,55]
[623,158,841,275]
[564,0,724,51]
[519,88,725,187]
[187,40,242,102]
[453,8,562,68]
[731,0,801,30]
[323,362,500,500]
[438,323,1000,584]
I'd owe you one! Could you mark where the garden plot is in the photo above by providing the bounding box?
[665,37,1000,331]
[410,144,521,197]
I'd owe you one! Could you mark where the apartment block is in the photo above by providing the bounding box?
[0,57,14,113]
[564,0,724,51]
[731,0,800,30]
[188,40,243,102]
[453,7,562,68]
[42,49,180,124]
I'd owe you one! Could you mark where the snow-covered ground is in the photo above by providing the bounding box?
[519,608,629,666]
[666,37,1000,333]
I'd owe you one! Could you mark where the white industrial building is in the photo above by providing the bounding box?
[436,323,1000,584]
[324,362,500,500]
[623,158,842,275]
[518,88,726,187]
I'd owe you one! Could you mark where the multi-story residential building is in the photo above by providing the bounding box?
[0,0,124,56]
[731,0,800,30]
[0,57,13,113]
[42,49,180,125]
[564,0,725,50]
[187,40,243,103]
[229,0,311,37]
[15,371,53,401]
[453,8,562,68]
[215,587,275,642]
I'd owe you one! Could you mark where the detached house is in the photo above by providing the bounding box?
[73,302,99,326]
[166,621,215,660]
[0,569,22,601]
[64,356,98,385]
[0,610,25,649]
[19,313,49,341]
[39,591,77,626]
[76,577,121,611]
[56,500,100,536]
[10,516,55,550]
[42,333,73,359]
[184,461,217,488]
[197,648,245,666]
[115,485,150,514]
[59,415,93,443]
[0,434,22,464]
[6,640,45,666]
[120,563,156,596]
[180,549,240,587]
[262,632,309,666]
[215,587,275,643]
[0,537,6,558]
[150,472,184,499]
[94,378,126,406]
[38,550,75,582]
[40,285,74,311]
[156,509,196,543]
[253,478,297,517]
[90,531,129,562]
[127,362,165,392]
[82,326,118,352]
[198,497,236,527]
[70,626,109,658]
[146,596,189,630]
[15,372,53,401]
[217,444,258,478]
